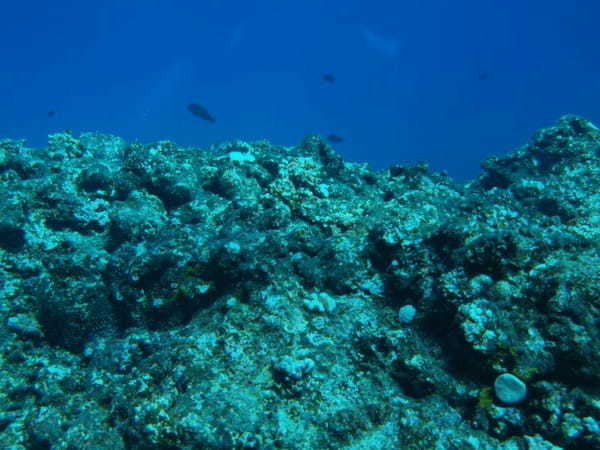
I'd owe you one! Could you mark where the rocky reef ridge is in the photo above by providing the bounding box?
[1,115,600,448]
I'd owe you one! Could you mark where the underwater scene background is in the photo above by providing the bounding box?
[1,1,600,449]
[2,0,600,181]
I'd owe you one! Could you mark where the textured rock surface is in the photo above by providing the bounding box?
[1,115,600,448]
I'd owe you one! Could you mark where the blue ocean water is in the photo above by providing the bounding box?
[1,0,598,182]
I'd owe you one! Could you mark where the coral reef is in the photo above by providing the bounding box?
[1,116,600,448]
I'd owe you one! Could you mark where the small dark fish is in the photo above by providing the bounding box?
[322,73,335,84]
[47,110,55,117]
[478,72,489,81]
[187,103,215,123]
[326,134,344,143]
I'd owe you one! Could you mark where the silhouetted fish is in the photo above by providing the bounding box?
[47,110,55,117]
[187,103,215,123]
[322,73,335,84]
[327,134,344,143]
